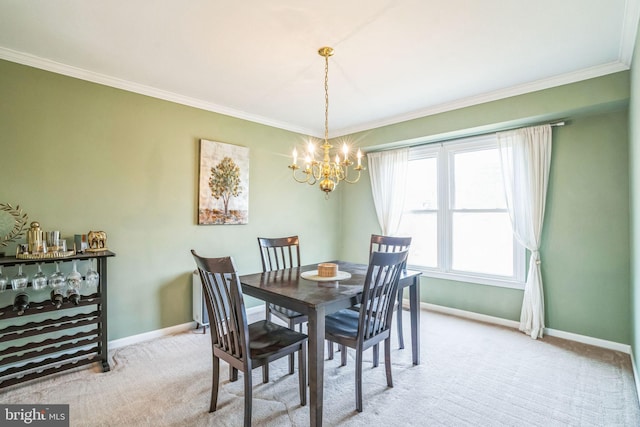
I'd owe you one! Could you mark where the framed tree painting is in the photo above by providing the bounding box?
[198,139,249,224]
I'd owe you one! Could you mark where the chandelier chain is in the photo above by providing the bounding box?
[324,52,329,144]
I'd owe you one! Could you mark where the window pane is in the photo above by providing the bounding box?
[453,148,506,209]
[404,157,437,210]
[398,212,437,268]
[451,212,513,276]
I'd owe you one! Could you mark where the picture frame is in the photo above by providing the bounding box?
[198,139,249,225]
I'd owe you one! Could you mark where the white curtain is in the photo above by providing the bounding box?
[367,148,409,235]
[497,124,552,339]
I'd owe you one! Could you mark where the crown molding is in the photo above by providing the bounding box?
[0,47,315,137]
[0,46,631,140]
[330,61,630,137]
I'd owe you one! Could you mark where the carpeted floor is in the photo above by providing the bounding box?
[3,309,639,426]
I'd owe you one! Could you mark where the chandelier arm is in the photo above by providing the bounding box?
[342,169,362,184]
[307,171,319,186]
[291,168,312,184]
[311,163,323,181]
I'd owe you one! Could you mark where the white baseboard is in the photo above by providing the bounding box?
[544,327,631,354]
[422,299,637,406]
[420,302,632,354]
[119,301,630,356]
[421,302,521,329]
[109,305,264,350]
[109,322,197,350]
[113,302,639,405]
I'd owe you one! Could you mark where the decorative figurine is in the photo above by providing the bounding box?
[87,231,107,252]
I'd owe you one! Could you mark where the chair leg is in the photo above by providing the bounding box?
[355,348,363,412]
[210,355,220,412]
[287,320,295,375]
[397,288,405,349]
[244,367,253,427]
[298,344,307,406]
[328,340,334,360]
[340,344,347,367]
[230,367,238,382]
[385,337,393,387]
[263,306,271,383]
[373,344,379,368]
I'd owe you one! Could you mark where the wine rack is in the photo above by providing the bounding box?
[0,250,114,389]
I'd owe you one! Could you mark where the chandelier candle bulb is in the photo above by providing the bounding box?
[292,148,298,166]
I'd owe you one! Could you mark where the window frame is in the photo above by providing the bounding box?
[404,134,526,289]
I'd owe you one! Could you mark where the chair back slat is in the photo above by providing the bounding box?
[258,236,301,272]
[212,271,241,355]
[370,234,412,271]
[359,250,408,341]
[191,251,249,360]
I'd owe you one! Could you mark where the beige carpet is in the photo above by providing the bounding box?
[3,309,639,426]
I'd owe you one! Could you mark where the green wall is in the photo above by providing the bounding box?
[543,111,629,341]
[340,73,631,344]
[630,18,640,373]
[1,57,633,346]
[0,59,342,340]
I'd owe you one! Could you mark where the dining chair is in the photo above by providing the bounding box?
[370,234,412,350]
[191,250,307,427]
[329,234,412,363]
[257,236,307,379]
[324,249,409,412]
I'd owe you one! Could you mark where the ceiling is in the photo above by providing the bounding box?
[0,1,638,138]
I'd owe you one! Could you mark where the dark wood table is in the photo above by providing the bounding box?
[239,260,421,427]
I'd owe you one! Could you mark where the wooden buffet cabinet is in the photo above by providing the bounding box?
[0,250,115,389]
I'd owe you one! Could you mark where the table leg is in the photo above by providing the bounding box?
[409,276,420,365]
[308,307,325,427]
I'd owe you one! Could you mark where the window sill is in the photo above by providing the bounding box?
[410,267,525,290]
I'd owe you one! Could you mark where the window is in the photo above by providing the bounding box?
[397,134,525,288]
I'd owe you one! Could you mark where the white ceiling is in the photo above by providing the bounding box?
[0,0,638,138]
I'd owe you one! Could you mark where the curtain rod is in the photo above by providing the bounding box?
[448,119,567,144]
[368,119,568,153]
[485,119,566,134]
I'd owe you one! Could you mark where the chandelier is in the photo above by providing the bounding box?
[288,47,364,196]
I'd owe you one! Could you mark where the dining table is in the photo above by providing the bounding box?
[239,260,422,427]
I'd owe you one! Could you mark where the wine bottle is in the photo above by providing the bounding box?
[66,260,82,306]
[13,293,30,315]
[66,287,81,305]
[51,289,64,309]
